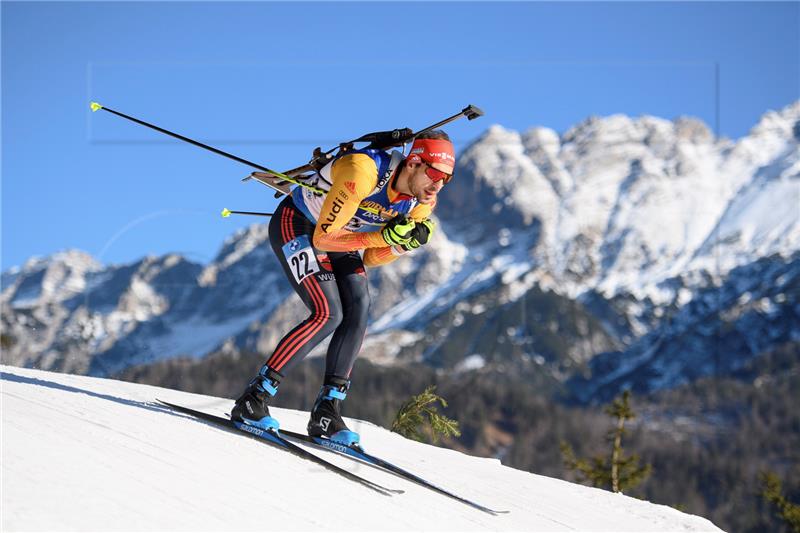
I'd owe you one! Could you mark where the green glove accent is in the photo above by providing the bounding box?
[381,215,416,246]
[403,219,436,250]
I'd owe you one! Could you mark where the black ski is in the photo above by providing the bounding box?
[156,400,402,496]
[278,429,508,515]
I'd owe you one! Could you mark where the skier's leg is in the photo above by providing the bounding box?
[307,252,369,445]
[232,198,344,428]
[324,251,370,379]
[264,199,344,374]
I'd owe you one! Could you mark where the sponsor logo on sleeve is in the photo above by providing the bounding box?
[320,197,345,232]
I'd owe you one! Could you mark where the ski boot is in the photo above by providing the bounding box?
[307,376,360,446]
[230,366,282,431]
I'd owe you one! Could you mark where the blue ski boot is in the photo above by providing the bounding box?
[307,377,360,446]
[230,366,281,431]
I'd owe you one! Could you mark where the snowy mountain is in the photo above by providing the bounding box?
[1,365,723,531]
[439,101,799,299]
[568,252,800,402]
[1,230,290,375]
[2,101,798,400]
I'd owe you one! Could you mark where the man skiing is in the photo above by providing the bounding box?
[230,131,456,446]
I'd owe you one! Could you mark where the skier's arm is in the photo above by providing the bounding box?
[363,245,407,267]
[312,154,388,252]
[363,202,436,267]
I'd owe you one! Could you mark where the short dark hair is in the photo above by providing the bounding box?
[416,130,450,141]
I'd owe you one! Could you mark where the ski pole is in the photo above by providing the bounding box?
[89,102,482,221]
[90,102,393,218]
[221,208,273,218]
[89,102,314,192]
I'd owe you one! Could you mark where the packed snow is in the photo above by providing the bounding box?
[2,366,723,532]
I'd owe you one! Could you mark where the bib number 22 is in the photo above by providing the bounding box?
[282,236,320,284]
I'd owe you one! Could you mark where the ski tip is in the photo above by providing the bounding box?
[90,102,103,112]
[221,208,231,218]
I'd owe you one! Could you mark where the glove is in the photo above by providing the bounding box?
[381,215,415,246]
[402,219,436,250]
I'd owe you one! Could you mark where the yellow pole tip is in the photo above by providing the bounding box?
[90,102,103,112]
[221,208,231,218]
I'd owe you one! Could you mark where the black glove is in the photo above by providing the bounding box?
[402,219,436,250]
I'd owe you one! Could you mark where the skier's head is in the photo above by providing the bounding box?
[403,130,455,205]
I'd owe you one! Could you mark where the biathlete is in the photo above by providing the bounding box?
[230,131,456,445]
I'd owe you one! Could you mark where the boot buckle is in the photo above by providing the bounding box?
[322,386,346,401]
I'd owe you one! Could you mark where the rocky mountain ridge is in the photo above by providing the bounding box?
[3,101,798,401]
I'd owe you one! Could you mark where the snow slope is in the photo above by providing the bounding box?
[1,366,722,532]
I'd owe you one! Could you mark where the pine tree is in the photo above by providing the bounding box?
[560,390,651,493]
[0,333,15,350]
[391,385,461,443]
[760,471,800,532]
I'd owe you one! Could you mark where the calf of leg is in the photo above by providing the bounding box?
[324,253,370,378]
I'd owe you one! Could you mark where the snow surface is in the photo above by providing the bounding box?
[1,366,723,532]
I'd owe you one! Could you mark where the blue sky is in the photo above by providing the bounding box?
[2,1,798,271]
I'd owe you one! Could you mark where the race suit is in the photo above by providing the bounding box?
[264,149,433,378]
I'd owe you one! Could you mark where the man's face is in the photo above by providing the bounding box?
[408,161,453,205]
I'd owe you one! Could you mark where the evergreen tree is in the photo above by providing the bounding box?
[391,385,461,443]
[561,390,651,493]
[1,333,15,350]
[760,471,800,532]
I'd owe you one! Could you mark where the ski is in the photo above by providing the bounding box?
[278,428,509,515]
[156,400,402,496]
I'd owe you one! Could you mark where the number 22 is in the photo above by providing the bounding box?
[291,252,313,281]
